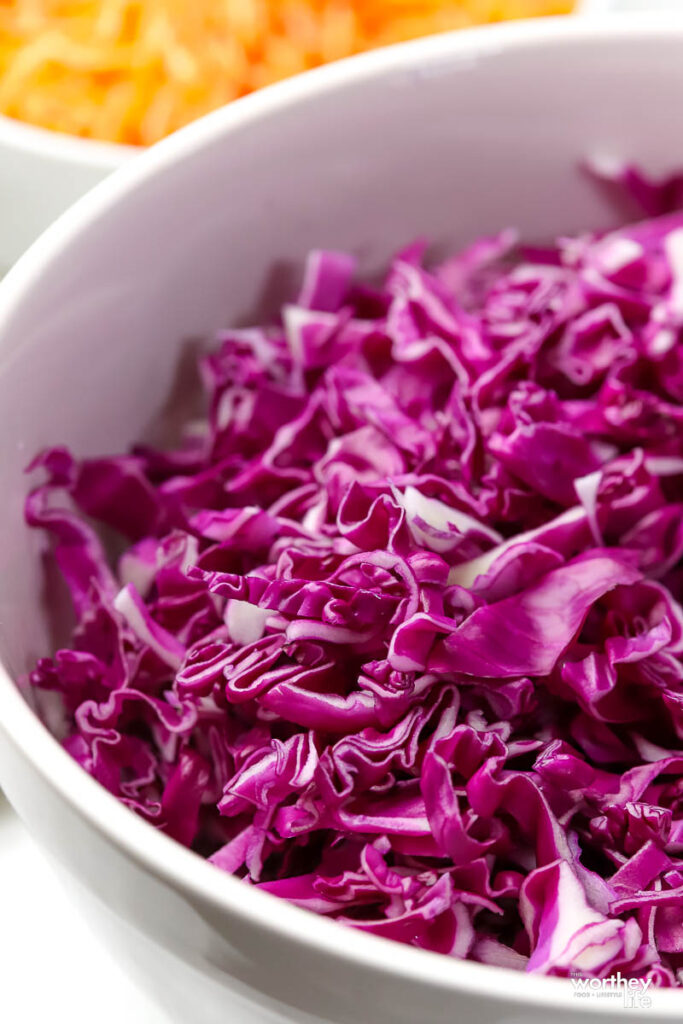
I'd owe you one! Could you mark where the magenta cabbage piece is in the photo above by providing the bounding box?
[26,205,683,985]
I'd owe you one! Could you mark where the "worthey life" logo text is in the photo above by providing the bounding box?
[570,972,653,1010]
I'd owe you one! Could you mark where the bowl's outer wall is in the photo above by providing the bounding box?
[0,121,127,270]
[0,22,682,1024]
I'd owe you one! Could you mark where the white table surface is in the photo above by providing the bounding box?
[0,793,170,1024]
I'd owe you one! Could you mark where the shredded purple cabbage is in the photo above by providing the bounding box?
[27,198,683,983]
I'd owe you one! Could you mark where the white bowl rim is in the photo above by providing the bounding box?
[0,14,682,1016]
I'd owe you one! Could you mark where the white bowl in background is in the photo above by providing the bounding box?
[0,115,133,270]
[0,16,682,1024]
[0,0,644,271]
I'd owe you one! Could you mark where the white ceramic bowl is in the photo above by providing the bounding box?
[0,16,682,1024]
[0,115,132,271]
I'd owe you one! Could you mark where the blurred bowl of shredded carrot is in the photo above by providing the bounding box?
[0,1,573,147]
[0,1,573,266]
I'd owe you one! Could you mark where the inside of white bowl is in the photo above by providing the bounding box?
[1,21,683,684]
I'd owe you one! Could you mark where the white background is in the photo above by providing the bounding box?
[579,0,683,11]
[0,793,169,1024]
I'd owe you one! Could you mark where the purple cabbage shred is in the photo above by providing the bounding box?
[27,202,683,984]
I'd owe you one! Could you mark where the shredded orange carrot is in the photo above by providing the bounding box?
[0,1,573,146]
